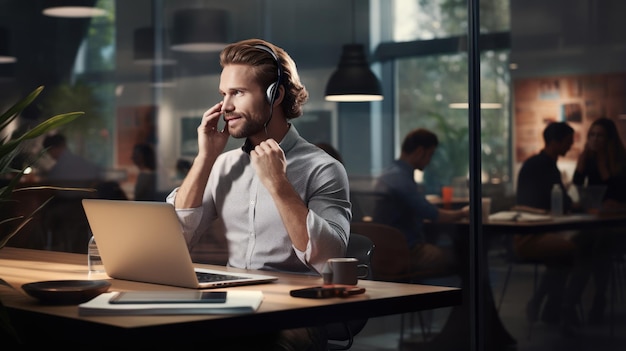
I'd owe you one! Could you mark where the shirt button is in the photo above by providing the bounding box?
[250,200,255,205]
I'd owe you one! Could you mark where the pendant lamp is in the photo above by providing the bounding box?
[133,27,176,65]
[170,8,229,53]
[151,65,176,88]
[324,0,382,102]
[0,27,17,64]
[42,0,107,18]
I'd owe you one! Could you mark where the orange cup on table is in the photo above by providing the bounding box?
[441,186,454,204]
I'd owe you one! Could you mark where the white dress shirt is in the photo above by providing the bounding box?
[167,125,351,275]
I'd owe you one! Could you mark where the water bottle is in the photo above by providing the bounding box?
[88,235,105,273]
[551,184,563,216]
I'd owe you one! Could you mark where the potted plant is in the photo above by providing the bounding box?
[0,86,83,342]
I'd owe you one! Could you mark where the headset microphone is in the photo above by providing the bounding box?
[254,44,283,137]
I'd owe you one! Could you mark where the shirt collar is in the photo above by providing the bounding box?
[394,159,414,174]
[241,124,297,154]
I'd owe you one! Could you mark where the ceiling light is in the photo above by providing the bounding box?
[0,27,17,63]
[133,27,176,65]
[324,0,382,102]
[150,66,176,88]
[170,8,229,53]
[449,102,503,109]
[42,1,108,18]
[325,44,383,102]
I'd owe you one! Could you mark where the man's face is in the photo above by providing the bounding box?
[415,146,437,170]
[556,134,574,156]
[219,64,270,139]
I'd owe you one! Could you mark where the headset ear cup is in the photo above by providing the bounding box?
[266,82,277,104]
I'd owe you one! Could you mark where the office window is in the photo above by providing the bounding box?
[394,50,510,194]
[389,0,511,195]
[393,0,510,42]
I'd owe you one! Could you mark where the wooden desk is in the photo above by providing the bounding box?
[0,247,461,343]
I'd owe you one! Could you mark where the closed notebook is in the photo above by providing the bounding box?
[488,211,552,222]
[78,290,263,316]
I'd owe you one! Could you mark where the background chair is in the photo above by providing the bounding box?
[326,233,375,350]
[349,221,458,344]
[495,235,540,313]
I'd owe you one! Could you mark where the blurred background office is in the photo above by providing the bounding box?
[1,1,625,350]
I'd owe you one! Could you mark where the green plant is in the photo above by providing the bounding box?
[0,85,83,342]
[422,110,469,193]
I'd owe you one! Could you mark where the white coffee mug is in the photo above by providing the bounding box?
[322,257,369,286]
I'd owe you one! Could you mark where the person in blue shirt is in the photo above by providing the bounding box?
[372,128,468,275]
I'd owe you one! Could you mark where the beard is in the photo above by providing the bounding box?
[228,115,267,139]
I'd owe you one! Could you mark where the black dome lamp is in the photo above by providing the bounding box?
[324,0,382,102]
[0,27,17,64]
[170,8,229,53]
[133,27,177,65]
[42,0,108,18]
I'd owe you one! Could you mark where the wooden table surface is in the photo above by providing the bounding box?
[0,247,462,342]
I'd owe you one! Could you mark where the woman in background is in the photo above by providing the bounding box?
[566,117,626,326]
[573,117,626,208]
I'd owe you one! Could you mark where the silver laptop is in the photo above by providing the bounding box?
[82,199,278,289]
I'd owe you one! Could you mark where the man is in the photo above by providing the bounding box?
[516,121,574,211]
[166,39,351,349]
[372,128,468,274]
[41,133,103,252]
[514,121,578,327]
[42,133,102,185]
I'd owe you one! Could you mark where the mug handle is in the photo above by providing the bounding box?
[357,264,369,279]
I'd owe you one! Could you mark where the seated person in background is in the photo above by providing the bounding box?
[515,121,579,328]
[40,133,103,253]
[569,117,626,324]
[372,128,468,276]
[131,143,157,201]
[166,39,350,350]
[573,117,626,209]
[41,133,102,186]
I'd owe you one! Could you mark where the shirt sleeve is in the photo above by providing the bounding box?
[165,188,205,247]
[292,162,352,274]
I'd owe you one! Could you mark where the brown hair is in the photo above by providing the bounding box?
[401,128,439,154]
[588,117,626,176]
[219,39,309,119]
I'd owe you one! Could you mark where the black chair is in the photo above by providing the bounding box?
[325,233,375,350]
[496,235,540,313]
[350,221,457,344]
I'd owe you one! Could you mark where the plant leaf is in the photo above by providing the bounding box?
[14,112,84,142]
[0,86,43,131]
[0,197,52,249]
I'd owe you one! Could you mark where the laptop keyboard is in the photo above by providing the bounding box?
[196,271,249,283]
